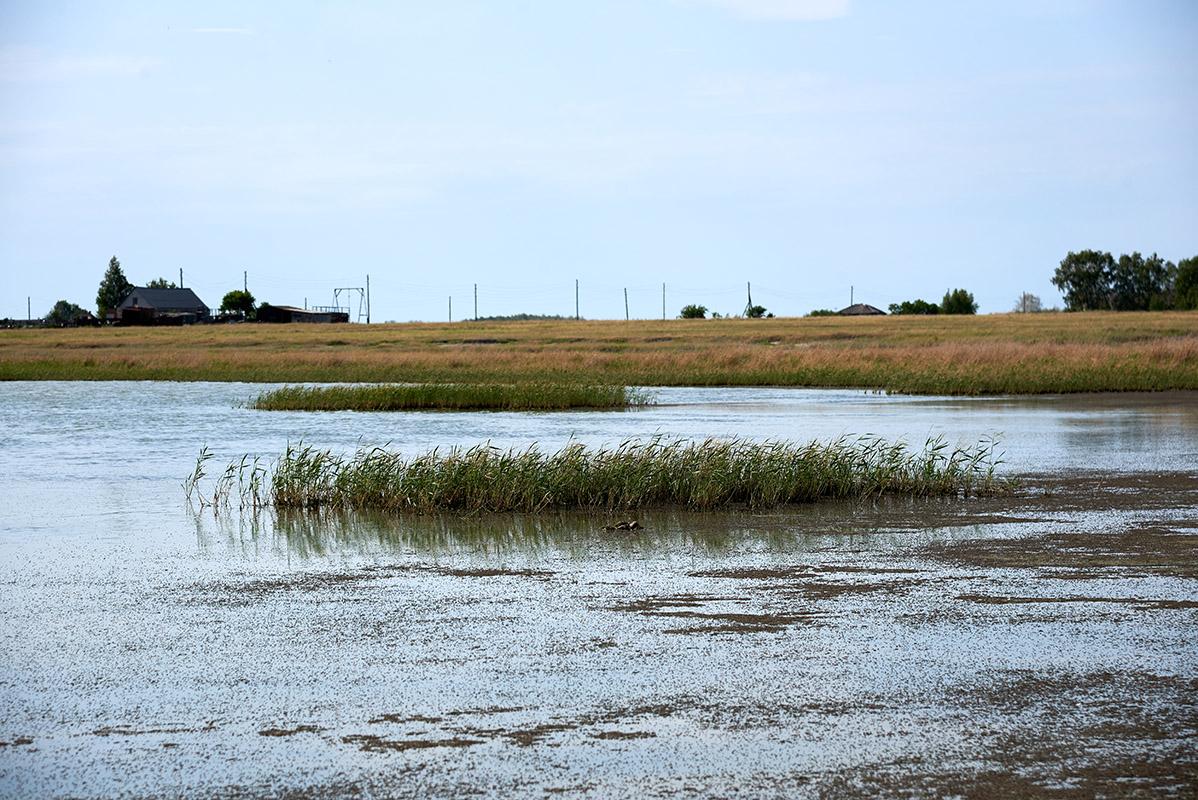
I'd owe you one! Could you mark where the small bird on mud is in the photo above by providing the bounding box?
[602,520,641,532]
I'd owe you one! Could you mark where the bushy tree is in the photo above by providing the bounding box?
[806,309,838,317]
[679,304,707,319]
[1175,256,1198,310]
[220,289,257,318]
[745,304,770,318]
[1109,252,1173,311]
[1013,293,1042,313]
[941,288,978,315]
[46,300,87,326]
[146,277,177,289]
[888,299,940,315]
[1052,250,1114,310]
[96,256,133,318]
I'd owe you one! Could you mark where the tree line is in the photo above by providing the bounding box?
[1053,250,1198,311]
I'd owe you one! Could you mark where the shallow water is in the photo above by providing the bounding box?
[1,383,1195,797]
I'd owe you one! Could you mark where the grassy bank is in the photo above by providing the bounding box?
[250,383,649,411]
[4,312,1197,394]
[190,436,1009,514]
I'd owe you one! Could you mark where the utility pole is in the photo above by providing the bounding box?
[624,288,629,321]
[243,270,247,293]
[662,283,666,320]
[365,274,370,324]
[474,283,478,320]
[179,268,184,289]
[304,297,307,310]
[27,296,31,323]
[850,285,854,306]
[743,282,753,316]
[575,279,579,321]
[449,296,452,322]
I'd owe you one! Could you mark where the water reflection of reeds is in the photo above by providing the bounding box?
[191,497,959,561]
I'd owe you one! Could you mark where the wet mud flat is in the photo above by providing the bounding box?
[1,471,1196,798]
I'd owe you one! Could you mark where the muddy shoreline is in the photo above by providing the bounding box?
[2,468,1195,798]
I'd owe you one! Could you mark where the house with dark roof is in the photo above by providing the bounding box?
[115,287,210,325]
[838,303,887,316]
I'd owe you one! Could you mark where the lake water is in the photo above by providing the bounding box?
[1,383,1195,797]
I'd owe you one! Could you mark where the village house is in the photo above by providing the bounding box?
[115,287,211,325]
[838,303,887,316]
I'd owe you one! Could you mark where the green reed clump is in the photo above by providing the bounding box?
[250,383,650,412]
[243,435,1009,514]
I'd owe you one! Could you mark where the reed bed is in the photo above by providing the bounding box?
[188,436,1010,514]
[250,383,650,411]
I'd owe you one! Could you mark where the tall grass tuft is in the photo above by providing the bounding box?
[250,383,651,411]
[201,435,1010,514]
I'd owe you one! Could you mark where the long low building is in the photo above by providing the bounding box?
[116,287,210,324]
[257,304,349,324]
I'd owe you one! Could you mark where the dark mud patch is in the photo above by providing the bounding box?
[0,737,34,747]
[92,722,217,737]
[443,706,526,717]
[952,668,1198,713]
[687,566,924,602]
[689,565,921,579]
[958,593,1198,610]
[434,567,554,579]
[1016,471,1198,513]
[259,725,324,737]
[593,730,656,740]
[927,525,1198,578]
[609,593,747,613]
[428,702,688,749]
[341,733,482,753]
[654,610,821,634]
[369,714,442,725]
[191,563,554,606]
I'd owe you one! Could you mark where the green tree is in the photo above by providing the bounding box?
[146,277,177,289]
[1052,250,1114,311]
[806,309,838,317]
[1108,252,1173,311]
[888,299,940,315]
[745,304,770,318]
[1176,256,1198,310]
[941,288,978,315]
[679,304,707,319]
[96,255,133,319]
[46,300,86,326]
[220,289,257,318]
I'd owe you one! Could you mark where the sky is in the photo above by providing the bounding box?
[2,0,1196,321]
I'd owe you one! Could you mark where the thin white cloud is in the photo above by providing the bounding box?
[191,27,253,35]
[692,0,850,20]
[0,46,157,82]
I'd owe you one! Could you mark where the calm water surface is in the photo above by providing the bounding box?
[1,383,1195,798]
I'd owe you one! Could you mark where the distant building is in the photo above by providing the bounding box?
[838,303,887,316]
[116,287,210,325]
[257,304,349,324]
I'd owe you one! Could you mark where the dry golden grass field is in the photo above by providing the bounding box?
[3,312,1197,394]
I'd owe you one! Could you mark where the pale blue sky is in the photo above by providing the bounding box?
[2,1,1195,321]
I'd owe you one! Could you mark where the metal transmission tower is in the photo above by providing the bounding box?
[332,287,369,323]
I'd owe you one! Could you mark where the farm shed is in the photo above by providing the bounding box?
[257,304,349,324]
